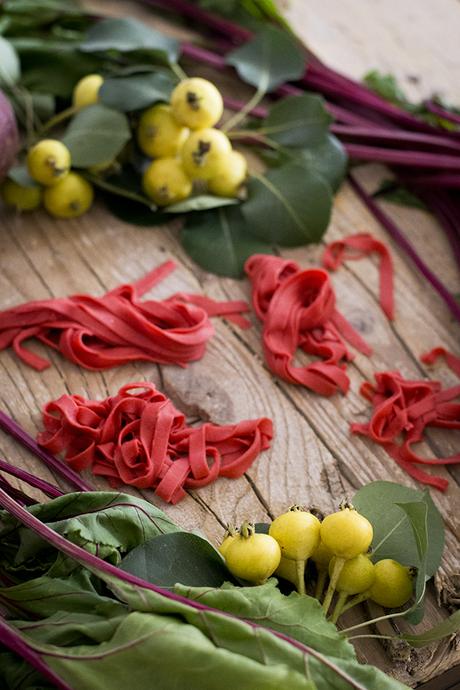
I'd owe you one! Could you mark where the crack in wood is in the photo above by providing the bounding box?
[4,222,54,299]
[185,489,227,530]
[223,320,351,499]
[0,361,43,423]
[272,379,349,495]
[336,258,429,379]
[67,233,110,293]
[243,474,274,520]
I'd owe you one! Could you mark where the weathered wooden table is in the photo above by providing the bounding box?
[1,0,459,686]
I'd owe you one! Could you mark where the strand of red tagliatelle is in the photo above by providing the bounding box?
[322,233,395,320]
[0,261,251,371]
[351,355,460,491]
[37,382,273,504]
[421,347,460,378]
[244,254,372,396]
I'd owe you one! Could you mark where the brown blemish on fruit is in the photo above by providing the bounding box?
[192,139,211,167]
[186,90,201,111]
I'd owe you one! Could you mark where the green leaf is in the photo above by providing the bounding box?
[62,104,131,167]
[263,94,332,147]
[99,72,176,112]
[243,163,332,246]
[88,173,154,210]
[353,481,444,578]
[1,0,84,35]
[199,0,291,30]
[402,610,460,647]
[14,610,126,647]
[254,522,270,534]
[6,88,55,131]
[261,134,348,192]
[182,205,274,278]
[80,18,179,65]
[226,25,305,92]
[7,164,39,188]
[1,537,407,690]
[396,501,428,560]
[40,609,316,690]
[165,194,239,213]
[395,500,429,624]
[99,165,173,224]
[0,36,20,86]
[373,179,426,210]
[0,570,124,619]
[120,532,235,588]
[177,580,355,661]
[0,650,55,690]
[0,492,181,573]
[363,70,410,108]
[99,576,407,690]
[11,38,102,97]
[29,91,55,121]
[296,135,347,192]
[104,193,168,227]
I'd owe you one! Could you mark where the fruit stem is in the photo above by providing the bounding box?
[295,559,306,595]
[171,62,188,81]
[81,173,155,208]
[314,571,327,601]
[240,521,254,539]
[40,106,79,134]
[330,591,348,624]
[347,634,398,641]
[341,603,420,635]
[225,523,239,538]
[322,557,345,615]
[340,592,369,614]
[222,84,266,133]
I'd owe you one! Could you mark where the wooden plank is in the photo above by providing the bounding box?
[1,0,459,686]
[283,0,460,103]
[419,666,460,690]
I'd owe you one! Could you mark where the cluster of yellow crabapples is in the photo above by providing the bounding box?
[219,502,415,624]
[1,73,248,217]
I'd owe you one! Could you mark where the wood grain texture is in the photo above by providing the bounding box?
[1,0,459,686]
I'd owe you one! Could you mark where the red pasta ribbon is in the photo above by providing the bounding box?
[37,382,273,504]
[322,233,395,320]
[421,347,460,377]
[245,254,372,396]
[0,261,250,371]
[351,370,460,491]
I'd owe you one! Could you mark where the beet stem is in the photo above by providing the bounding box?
[0,457,64,498]
[0,411,93,492]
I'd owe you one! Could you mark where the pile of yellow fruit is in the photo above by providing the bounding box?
[219,503,414,624]
[1,72,248,217]
[138,77,247,205]
[1,74,102,218]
